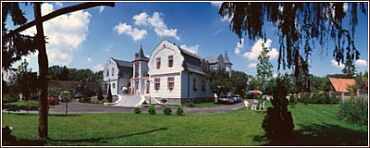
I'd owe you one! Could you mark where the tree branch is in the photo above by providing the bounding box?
[4,2,115,39]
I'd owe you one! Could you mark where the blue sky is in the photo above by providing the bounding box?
[10,2,369,76]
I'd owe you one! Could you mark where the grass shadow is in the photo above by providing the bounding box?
[46,127,168,144]
[253,123,367,146]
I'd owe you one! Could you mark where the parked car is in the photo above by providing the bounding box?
[48,96,59,105]
[232,95,242,103]
[218,96,235,104]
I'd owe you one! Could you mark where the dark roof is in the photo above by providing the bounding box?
[205,56,218,64]
[134,46,149,61]
[112,58,132,68]
[224,52,232,64]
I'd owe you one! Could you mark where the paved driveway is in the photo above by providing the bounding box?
[4,100,245,114]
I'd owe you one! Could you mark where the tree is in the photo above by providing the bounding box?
[106,85,113,103]
[342,57,356,76]
[262,74,294,144]
[219,2,366,90]
[14,59,38,100]
[256,42,273,93]
[2,2,115,140]
[229,71,249,97]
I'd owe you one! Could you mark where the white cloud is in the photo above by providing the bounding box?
[210,2,222,8]
[133,12,180,40]
[355,59,368,67]
[343,3,348,12]
[331,59,345,69]
[242,39,279,61]
[234,38,244,55]
[21,3,91,67]
[87,57,92,62]
[99,6,105,13]
[93,64,105,72]
[247,63,257,68]
[114,22,147,41]
[133,12,149,26]
[180,44,199,55]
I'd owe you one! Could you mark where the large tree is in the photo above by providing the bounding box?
[219,2,367,90]
[256,42,273,93]
[2,2,114,141]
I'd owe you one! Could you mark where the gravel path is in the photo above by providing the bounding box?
[3,101,245,114]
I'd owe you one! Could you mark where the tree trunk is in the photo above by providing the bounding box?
[34,3,49,141]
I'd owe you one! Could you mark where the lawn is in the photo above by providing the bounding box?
[2,104,368,146]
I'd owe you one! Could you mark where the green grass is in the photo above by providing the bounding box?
[192,102,219,108]
[3,100,39,111]
[8,100,39,107]
[2,104,367,146]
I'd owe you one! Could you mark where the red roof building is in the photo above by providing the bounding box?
[328,77,356,93]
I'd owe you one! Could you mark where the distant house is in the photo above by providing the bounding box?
[328,77,356,101]
[103,57,133,96]
[205,52,232,77]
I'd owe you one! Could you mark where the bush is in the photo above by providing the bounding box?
[176,106,184,116]
[337,96,368,125]
[298,93,339,104]
[134,107,141,114]
[262,76,294,143]
[148,105,156,115]
[3,95,18,103]
[163,107,172,115]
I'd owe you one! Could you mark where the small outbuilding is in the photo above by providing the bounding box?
[328,77,356,101]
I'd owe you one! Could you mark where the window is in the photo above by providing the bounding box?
[112,83,115,89]
[111,68,114,76]
[154,78,160,90]
[156,57,161,69]
[168,55,173,67]
[146,80,150,93]
[201,80,206,92]
[106,70,109,77]
[168,77,174,90]
[193,78,197,91]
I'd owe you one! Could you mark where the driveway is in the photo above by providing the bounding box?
[3,101,245,114]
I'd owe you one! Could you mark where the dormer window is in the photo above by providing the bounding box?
[156,57,161,69]
[168,55,173,67]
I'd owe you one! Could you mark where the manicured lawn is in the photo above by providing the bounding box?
[2,104,367,146]
[191,102,218,108]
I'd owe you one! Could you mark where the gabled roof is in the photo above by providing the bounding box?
[134,46,149,61]
[328,77,356,93]
[224,52,232,64]
[111,57,132,68]
[205,56,219,64]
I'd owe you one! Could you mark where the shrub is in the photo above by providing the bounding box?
[176,106,184,116]
[134,107,141,114]
[148,105,156,115]
[163,107,172,115]
[298,93,339,104]
[262,76,294,143]
[337,96,368,125]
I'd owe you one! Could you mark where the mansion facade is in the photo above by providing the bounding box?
[103,40,232,105]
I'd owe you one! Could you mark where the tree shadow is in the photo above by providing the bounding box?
[3,127,168,146]
[46,127,168,144]
[253,123,367,146]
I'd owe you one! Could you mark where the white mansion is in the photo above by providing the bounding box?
[103,40,232,105]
